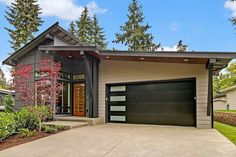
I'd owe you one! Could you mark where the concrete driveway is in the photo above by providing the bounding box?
[0,124,236,157]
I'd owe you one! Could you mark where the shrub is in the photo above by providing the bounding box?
[19,128,36,138]
[42,125,57,133]
[0,112,16,141]
[54,125,65,131]
[16,107,39,131]
[4,94,15,113]
[214,112,236,126]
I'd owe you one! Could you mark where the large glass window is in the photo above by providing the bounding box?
[56,81,71,114]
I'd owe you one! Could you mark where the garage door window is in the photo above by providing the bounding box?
[110,115,126,121]
[110,86,126,92]
[110,106,126,111]
[110,96,126,102]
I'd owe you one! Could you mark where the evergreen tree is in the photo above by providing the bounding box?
[176,40,188,52]
[68,21,76,36]
[113,0,159,51]
[91,15,107,49]
[5,0,43,51]
[0,68,7,89]
[76,7,92,44]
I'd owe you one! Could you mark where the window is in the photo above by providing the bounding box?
[73,74,85,80]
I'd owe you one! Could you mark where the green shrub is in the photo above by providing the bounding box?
[54,125,65,131]
[19,128,36,138]
[16,107,39,131]
[0,112,16,141]
[4,94,15,113]
[42,125,57,133]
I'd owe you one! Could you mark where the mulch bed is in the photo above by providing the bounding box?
[0,128,69,151]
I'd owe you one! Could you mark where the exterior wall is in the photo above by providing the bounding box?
[54,37,69,46]
[99,60,210,128]
[213,98,227,110]
[226,89,236,110]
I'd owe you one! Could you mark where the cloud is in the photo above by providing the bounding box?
[225,0,236,17]
[157,44,189,51]
[0,0,107,20]
[169,22,180,32]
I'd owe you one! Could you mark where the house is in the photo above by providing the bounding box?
[213,94,227,110]
[3,22,236,129]
[219,85,236,110]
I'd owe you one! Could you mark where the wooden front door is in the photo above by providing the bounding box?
[73,83,85,116]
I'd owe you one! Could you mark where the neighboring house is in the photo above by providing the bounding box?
[0,89,15,111]
[220,85,236,110]
[3,22,236,129]
[213,94,227,110]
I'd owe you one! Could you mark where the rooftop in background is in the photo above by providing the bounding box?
[221,85,236,93]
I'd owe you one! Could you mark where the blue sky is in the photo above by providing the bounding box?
[0,0,236,76]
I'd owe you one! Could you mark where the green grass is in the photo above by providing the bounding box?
[215,110,236,113]
[214,121,236,145]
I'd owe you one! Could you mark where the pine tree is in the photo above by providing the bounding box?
[0,68,6,89]
[176,40,188,52]
[76,7,92,44]
[68,21,76,36]
[113,0,159,51]
[5,0,43,52]
[91,15,107,49]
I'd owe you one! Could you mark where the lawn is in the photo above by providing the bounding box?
[214,110,236,114]
[214,121,236,145]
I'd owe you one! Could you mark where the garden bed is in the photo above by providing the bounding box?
[0,128,69,151]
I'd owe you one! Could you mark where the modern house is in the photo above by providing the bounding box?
[3,22,236,129]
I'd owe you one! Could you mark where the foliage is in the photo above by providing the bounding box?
[19,128,36,138]
[176,40,188,52]
[4,94,15,113]
[91,15,107,49]
[42,125,57,133]
[214,121,236,145]
[0,68,7,89]
[68,21,76,36]
[113,0,159,51]
[16,107,39,131]
[76,7,92,44]
[29,105,53,132]
[5,0,43,51]
[213,63,236,96]
[54,125,65,131]
[13,64,33,105]
[36,58,62,113]
[0,112,16,141]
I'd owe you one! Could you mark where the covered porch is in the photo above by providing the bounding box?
[39,45,100,118]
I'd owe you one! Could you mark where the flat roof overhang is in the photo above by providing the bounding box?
[100,50,236,74]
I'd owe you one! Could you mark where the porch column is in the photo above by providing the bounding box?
[84,52,99,118]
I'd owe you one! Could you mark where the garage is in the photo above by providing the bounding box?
[107,79,196,126]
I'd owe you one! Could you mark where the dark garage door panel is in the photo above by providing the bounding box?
[107,79,196,126]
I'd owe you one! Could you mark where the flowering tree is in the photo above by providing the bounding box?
[35,58,62,114]
[13,64,33,105]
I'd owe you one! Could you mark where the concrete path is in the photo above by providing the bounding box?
[1,124,236,157]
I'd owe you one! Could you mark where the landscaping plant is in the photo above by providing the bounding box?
[19,128,36,138]
[0,112,16,141]
[4,94,15,113]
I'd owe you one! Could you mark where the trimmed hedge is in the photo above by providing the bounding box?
[214,112,236,126]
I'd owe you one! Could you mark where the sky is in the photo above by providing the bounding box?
[0,0,236,79]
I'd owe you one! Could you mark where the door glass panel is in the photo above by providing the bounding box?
[110,86,126,92]
[110,106,126,111]
[110,115,126,121]
[110,96,126,102]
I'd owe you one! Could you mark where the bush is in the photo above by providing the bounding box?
[54,125,65,131]
[214,112,236,126]
[0,112,16,141]
[42,125,57,133]
[19,128,36,138]
[4,94,15,113]
[16,107,39,131]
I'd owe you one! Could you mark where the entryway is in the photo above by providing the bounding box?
[73,83,85,116]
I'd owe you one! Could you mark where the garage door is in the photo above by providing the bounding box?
[107,79,196,126]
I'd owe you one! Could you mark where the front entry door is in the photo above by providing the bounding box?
[73,83,85,116]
